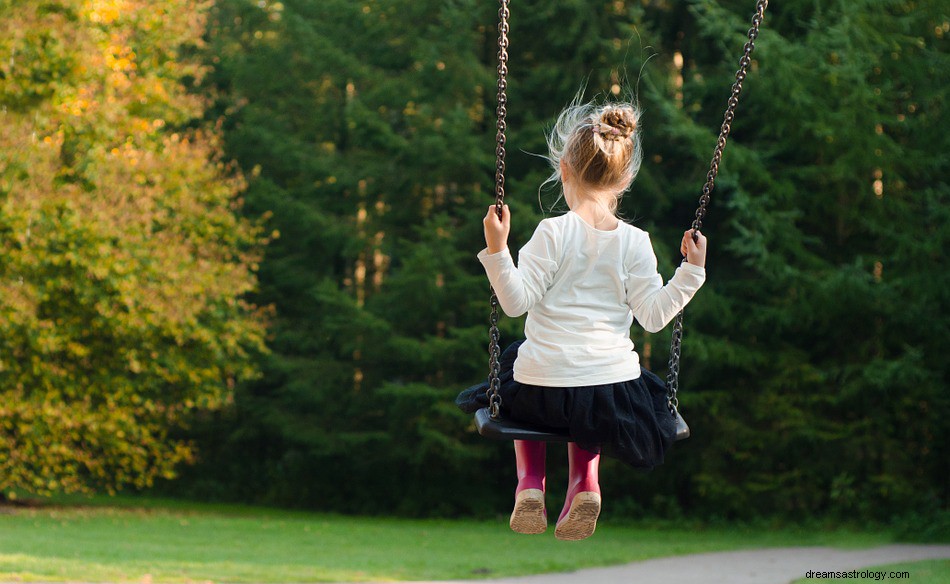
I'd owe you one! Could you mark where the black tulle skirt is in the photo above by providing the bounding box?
[456,340,677,470]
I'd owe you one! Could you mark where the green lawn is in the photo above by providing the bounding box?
[791,560,950,583]
[0,496,896,583]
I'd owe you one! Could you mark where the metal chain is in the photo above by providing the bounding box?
[666,0,768,416]
[486,0,510,420]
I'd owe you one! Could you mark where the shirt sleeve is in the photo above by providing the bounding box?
[624,231,706,333]
[476,219,560,317]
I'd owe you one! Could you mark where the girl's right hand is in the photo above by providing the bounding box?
[484,204,510,254]
[681,229,707,268]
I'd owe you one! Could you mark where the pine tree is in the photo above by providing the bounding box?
[628,0,950,519]
[175,0,949,521]
[172,0,505,513]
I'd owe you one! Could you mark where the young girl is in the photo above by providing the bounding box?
[456,100,707,541]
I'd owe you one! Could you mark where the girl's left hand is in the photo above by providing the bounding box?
[483,204,510,254]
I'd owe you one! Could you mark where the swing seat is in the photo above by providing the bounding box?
[474,407,690,442]
[474,408,573,442]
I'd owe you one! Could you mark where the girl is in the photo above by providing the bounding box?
[456,100,707,541]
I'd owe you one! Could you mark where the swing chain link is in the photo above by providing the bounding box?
[488,295,503,418]
[487,0,510,420]
[667,0,768,415]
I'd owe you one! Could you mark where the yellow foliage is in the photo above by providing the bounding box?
[85,0,127,25]
[0,0,268,497]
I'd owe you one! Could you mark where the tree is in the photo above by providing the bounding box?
[0,0,266,497]
[627,0,950,520]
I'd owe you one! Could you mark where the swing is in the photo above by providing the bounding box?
[473,0,769,443]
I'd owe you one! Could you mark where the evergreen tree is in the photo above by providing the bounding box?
[628,0,950,519]
[175,0,949,521]
[173,0,504,513]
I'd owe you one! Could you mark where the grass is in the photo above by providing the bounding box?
[790,560,950,583]
[0,495,899,583]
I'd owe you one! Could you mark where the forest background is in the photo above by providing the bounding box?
[0,0,947,528]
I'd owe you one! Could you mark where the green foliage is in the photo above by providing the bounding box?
[49,0,946,523]
[665,0,950,521]
[892,510,950,543]
[159,0,502,514]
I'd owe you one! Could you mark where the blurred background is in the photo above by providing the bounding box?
[0,0,947,532]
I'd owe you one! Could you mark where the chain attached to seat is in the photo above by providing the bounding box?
[666,0,769,420]
[486,0,510,420]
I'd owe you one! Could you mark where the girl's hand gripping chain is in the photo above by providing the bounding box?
[484,204,511,254]
[680,229,707,268]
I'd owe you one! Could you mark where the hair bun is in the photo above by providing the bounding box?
[596,107,637,141]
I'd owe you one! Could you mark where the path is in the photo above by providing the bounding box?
[363,544,950,584]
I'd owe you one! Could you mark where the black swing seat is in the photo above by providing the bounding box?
[474,408,573,442]
[474,407,690,442]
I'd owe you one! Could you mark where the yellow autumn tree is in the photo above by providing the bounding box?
[0,0,267,496]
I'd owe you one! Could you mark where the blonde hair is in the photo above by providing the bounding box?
[543,98,643,215]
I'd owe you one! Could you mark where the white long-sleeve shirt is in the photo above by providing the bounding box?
[477,211,706,387]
